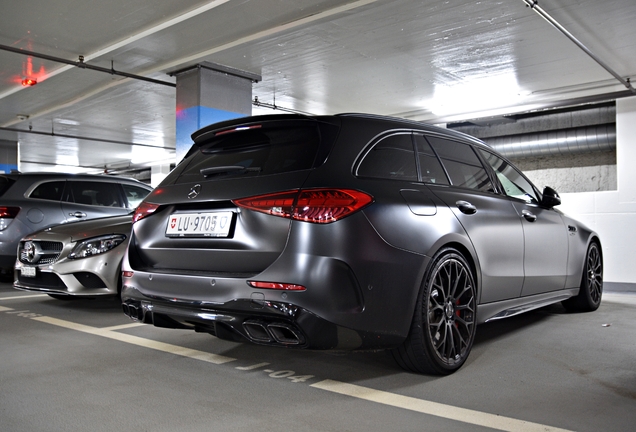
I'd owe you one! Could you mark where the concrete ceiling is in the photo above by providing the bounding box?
[1,0,635,175]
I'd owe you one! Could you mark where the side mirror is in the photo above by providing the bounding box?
[541,186,561,208]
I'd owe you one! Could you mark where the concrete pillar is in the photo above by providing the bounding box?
[0,139,18,173]
[174,62,261,162]
[151,164,171,188]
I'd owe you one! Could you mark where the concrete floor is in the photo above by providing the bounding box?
[1,282,635,432]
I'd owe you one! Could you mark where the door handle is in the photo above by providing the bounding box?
[522,209,537,222]
[456,200,477,215]
[70,212,87,218]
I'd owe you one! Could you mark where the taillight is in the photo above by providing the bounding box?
[132,202,159,223]
[0,206,20,218]
[248,281,306,291]
[0,206,20,231]
[233,188,373,224]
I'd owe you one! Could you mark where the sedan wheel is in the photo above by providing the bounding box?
[562,242,603,312]
[392,248,477,375]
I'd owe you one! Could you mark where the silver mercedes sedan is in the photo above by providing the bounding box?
[14,214,132,300]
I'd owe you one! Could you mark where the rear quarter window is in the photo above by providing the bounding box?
[356,133,418,181]
[29,181,66,201]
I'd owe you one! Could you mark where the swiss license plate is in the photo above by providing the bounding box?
[166,211,233,237]
[21,266,36,278]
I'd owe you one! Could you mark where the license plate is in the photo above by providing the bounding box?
[21,266,36,278]
[166,211,233,237]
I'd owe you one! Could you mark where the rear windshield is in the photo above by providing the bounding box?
[175,120,337,183]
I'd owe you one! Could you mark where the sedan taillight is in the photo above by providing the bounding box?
[233,189,373,224]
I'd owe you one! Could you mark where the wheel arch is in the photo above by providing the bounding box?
[425,236,481,303]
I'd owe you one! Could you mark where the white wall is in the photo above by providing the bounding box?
[558,96,636,283]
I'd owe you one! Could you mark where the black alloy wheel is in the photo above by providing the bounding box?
[562,242,603,312]
[392,248,477,375]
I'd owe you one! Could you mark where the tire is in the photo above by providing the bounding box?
[391,247,477,375]
[562,242,603,312]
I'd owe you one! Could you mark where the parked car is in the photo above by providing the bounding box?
[120,113,603,375]
[0,173,151,277]
[14,214,132,299]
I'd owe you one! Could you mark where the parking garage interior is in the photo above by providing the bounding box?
[1,1,636,431]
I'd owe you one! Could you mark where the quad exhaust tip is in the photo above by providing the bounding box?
[242,320,304,345]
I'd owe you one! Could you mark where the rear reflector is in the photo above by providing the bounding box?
[248,281,306,291]
[233,188,372,224]
[133,202,159,223]
[122,271,134,278]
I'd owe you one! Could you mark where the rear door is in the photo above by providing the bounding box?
[424,135,526,303]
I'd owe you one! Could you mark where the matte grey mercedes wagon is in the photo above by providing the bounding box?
[121,113,603,374]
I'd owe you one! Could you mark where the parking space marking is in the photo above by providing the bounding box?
[32,316,236,365]
[2,309,572,432]
[0,294,49,301]
[311,380,572,432]
[101,322,147,331]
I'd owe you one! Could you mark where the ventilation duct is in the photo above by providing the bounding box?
[483,124,615,159]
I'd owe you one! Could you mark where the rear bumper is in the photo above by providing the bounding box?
[120,285,398,350]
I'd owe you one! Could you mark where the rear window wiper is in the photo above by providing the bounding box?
[200,165,262,177]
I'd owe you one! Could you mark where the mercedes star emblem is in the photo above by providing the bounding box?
[188,184,202,199]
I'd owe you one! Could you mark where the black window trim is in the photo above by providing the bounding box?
[476,147,544,205]
[422,134,496,193]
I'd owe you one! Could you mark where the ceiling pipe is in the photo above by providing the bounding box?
[0,43,176,88]
[484,124,616,159]
[0,126,175,150]
[523,0,635,94]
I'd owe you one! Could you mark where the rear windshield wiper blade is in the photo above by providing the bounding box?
[200,165,261,177]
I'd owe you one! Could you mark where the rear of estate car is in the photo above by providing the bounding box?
[121,114,603,374]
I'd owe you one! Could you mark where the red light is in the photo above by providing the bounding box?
[233,190,298,219]
[233,188,373,224]
[132,202,159,223]
[122,271,134,278]
[0,206,20,218]
[215,124,262,136]
[21,78,37,87]
[248,281,306,291]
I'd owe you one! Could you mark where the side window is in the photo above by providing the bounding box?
[29,181,66,201]
[414,135,449,185]
[478,149,539,204]
[66,181,124,207]
[357,133,417,181]
[426,136,493,192]
[122,184,151,209]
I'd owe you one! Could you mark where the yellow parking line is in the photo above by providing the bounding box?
[32,316,236,365]
[101,322,147,331]
[0,294,49,300]
[310,380,573,432]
